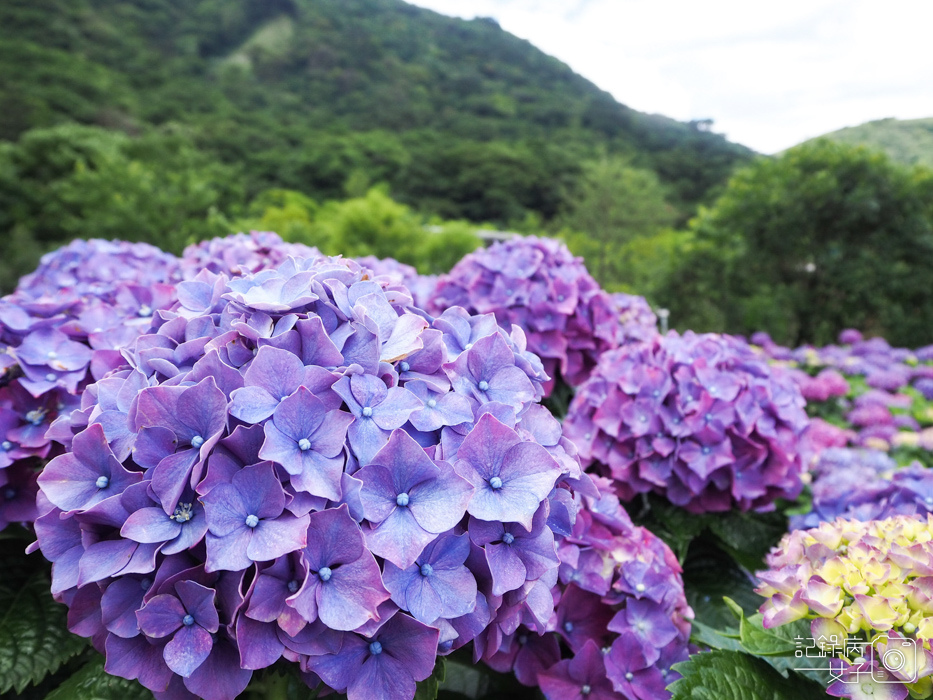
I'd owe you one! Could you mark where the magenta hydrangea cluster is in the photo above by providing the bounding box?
[530,477,692,700]
[563,331,810,513]
[179,231,320,279]
[754,329,933,455]
[429,236,639,395]
[792,448,933,530]
[31,252,591,700]
[1,239,181,531]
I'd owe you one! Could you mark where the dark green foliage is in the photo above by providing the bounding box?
[0,0,751,236]
[658,140,933,346]
[43,656,151,700]
[668,650,827,700]
[0,569,88,694]
[0,123,244,290]
[559,157,677,290]
[807,116,933,169]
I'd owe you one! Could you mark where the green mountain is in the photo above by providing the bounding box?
[804,117,933,168]
[0,0,752,227]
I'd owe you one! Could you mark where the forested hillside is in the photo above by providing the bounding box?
[0,0,751,226]
[804,117,933,169]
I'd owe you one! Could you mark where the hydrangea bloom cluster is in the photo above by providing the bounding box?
[610,292,659,344]
[355,256,437,310]
[429,236,643,394]
[15,238,181,299]
[753,329,933,455]
[563,331,809,513]
[526,477,692,700]
[32,252,587,700]
[792,448,933,530]
[179,231,320,279]
[756,515,933,700]
[1,239,181,531]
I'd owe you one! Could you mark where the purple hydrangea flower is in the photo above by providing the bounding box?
[565,331,809,513]
[430,236,655,394]
[31,246,578,699]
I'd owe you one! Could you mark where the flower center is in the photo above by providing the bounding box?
[489,476,503,490]
[140,577,153,590]
[420,563,434,577]
[581,685,591,696]
[400,361,410,372]
[396,493,410,507]
[1,441,11,451]
[369,641,383,655]
[171,503,194,523]
[25,409,46,425]
[298,438,312,451]
[183,614,195,626]
[701,446,711,455]
[635,583,646,593]
[95,476,110,489]
[318,566,333,582]
[563,621,574,632]
[625,672,634,681]
[47,351,58,359]
[45,373,57,382]
[427,399,437,408]
[245,514,260,528]
[362,406,373,417]
[502,532,515,545]
[478,380,489,391]
[138,305,152,317]
[287,579,299,593]
[3,488,16,500]
[191,435,204,448]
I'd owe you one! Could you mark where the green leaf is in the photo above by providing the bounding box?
[682,541,762,629]
[415,657,446,700]
[689,619,743,653]
[0,570,88,694]
[707,510,788,572]
[631,496,712,563]
[44,654,151,700]
[668,650,827,700]
[722,595,813,657]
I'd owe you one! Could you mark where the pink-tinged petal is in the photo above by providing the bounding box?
[484,543,527,595]
[364,508,438,569]
[318,552,390,631]
[228,386,279,424]
[236,615,284,670]
[151,448,200,515]
[137,594,186,638]
[205,528,253,573]
[122,507,183,543]
[164,624,213,677]
[105,634,173,693]
[350,655,415,700]
[408,465,473,534]
[176,580,219,633]
[761,590,809,628]
[182,634,253,700]
[78,539,139,586]
[380,314,429,363]
[203,483,248,537]
[246,513,310,563]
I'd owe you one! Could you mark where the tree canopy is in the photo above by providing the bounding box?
[657,140,933,347]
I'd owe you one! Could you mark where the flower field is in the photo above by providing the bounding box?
[2,233,933,700]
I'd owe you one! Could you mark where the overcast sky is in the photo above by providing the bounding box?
[405,0,933,154]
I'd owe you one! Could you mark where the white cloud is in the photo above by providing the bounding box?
[405,0,933,153]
